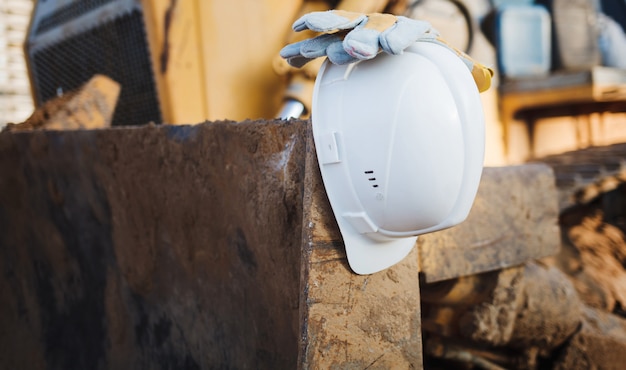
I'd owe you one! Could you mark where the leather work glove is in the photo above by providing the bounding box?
[280,10,436,67]
[280,10,493,92]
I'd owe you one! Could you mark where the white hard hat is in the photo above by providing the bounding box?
[312,41,485,275]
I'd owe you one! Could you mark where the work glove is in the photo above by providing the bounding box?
[280,10,493,92]
[280,10,437,67]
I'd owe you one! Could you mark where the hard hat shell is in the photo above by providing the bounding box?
[312,42,485,275]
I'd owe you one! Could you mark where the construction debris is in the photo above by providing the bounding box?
[537,143,626,211]
[554,306,626,370]
[421,144,626,369]
[3,74,120,132]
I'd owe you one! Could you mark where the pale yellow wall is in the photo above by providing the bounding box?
[530,113,626,159]
[198,0,304,122]
[597,113,626,145]
[485,96,626,165]
[142,0,304,124]
[481,89,508,166]
[487,99,626,165]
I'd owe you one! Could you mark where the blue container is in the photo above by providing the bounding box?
[496,5,552,78]
[492,0,535,8]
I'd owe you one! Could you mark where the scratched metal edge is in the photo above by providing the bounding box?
[297,125,317,370]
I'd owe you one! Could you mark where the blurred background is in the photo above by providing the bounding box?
[3,0,626,165]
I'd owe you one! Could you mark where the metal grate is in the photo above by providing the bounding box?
[30,9,162,126]
[35,0,116,35]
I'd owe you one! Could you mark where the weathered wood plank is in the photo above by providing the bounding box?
[419,164,560,282]
[299,136,423,369]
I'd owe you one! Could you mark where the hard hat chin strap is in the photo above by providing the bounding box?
[423,37,494,93]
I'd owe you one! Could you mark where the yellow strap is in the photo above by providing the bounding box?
[433,37,493,93]
[471,62,494,93]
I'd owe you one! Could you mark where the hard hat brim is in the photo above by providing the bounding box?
[337,217,418,275]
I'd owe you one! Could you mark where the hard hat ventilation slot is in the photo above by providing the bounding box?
[365,170,379,188]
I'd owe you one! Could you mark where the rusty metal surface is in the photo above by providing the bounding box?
[299,139,423,369]
[419,164,560,283]
[0,120,308,369]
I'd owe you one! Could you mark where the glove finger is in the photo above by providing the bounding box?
[341,14,399,60]
[293,10,366,32]
[343,26,381,60]
[280,40,316,67]
[326,41,359,65]
[300,33,343,58]
[286,55,316,68]
[280,41,305,59]
[379,16,432,55]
